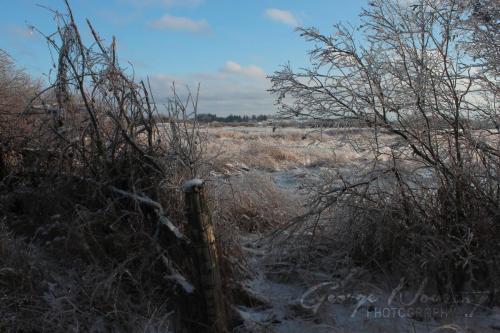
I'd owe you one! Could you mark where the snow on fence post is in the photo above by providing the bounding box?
[183,179,226,333]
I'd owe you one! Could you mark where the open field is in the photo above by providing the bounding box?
[202,126,500,333]
[205,126,397,172]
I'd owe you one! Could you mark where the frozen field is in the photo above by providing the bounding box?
[205,126,500,333]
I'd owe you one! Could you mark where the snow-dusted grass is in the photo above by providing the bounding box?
[205,126,374,172]
[206,126,500,333]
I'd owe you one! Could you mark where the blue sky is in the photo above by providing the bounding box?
[1,0,366,115]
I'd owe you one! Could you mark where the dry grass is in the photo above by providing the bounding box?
[0,182,176,332]
[242,144,302,171]
[210,128,304,142]
[206,128,350,172]
[212,173,302,234]
[207,173,303,281]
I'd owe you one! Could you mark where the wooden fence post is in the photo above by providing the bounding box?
[183,179,226,333]
[0,144,5,180]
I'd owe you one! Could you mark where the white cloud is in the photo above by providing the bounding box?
[148,62,275,116]
[149,15,210,33]
[264,8,299,27]
[221,61,266,78]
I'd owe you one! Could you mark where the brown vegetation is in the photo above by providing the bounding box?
[0,3,222,332]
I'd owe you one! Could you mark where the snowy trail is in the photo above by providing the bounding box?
[235,228,500,333]
[230,169,500,333]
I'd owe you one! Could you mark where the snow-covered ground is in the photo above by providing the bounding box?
[236,233,500,333]
[206,126,500,332]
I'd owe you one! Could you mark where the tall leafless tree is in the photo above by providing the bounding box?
[270,0,499,296]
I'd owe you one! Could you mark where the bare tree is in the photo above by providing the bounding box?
[459,0,499,89]
[270,0,499,296]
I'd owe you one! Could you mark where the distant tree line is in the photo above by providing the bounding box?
[195,113,269,123]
